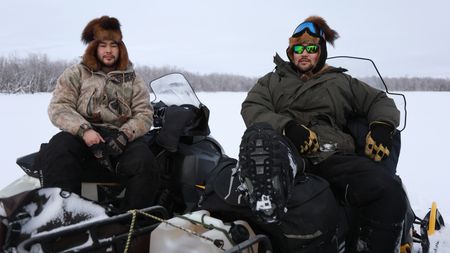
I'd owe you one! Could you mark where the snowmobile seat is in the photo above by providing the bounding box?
[16,152,40,179]
[16,151,120,183]
[346,116,401,174]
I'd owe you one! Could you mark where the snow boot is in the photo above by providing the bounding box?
[355,220,403,253]
[237,122,303,223]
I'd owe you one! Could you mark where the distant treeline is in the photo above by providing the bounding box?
[1,54,449,93]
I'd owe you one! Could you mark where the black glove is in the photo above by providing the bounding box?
[365,122,394,162]
[90,143,113,172]
[105,131,128,156]
[156,105,196,152]
[284,121,319,154]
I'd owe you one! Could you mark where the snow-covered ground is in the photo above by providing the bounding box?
[1,91,449,251]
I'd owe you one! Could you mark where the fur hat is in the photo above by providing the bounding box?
[286,16,339,73]
[81,16,129,71]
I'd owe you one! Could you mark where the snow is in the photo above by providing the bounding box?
[1,91,449,251]
[431,230,450,252]
[0,202,5,217]
[0,175,40,198]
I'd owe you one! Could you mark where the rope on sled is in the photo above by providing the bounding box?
[123,209,226,253]
[124,210,138,253]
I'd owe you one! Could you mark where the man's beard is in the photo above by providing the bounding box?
[101,56,117,67]
[297,61,315,73]
[299,65,313,73]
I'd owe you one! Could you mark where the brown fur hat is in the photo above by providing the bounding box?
[287,16,339,63]
[81,16,129,71]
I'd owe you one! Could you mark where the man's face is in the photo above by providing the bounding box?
[293,43,320,73]
[96,40,119,67]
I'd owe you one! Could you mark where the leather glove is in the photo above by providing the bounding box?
[90,143,113,172]
[284,121,319,154]
[365,122,394,162]
[105,131,128,156]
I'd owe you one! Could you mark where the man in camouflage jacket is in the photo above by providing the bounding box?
[35,16,160,211]
[240,16,407,253]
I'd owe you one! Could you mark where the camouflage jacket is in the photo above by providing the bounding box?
[241,54,400,163]
[48,63,153,141]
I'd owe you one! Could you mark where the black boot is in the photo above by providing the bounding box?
[356,220,403,253]
[237,122,303,223]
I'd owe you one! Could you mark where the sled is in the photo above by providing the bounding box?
[14,205,168,253]
[15,207,272,253]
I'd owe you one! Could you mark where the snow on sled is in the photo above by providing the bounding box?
[0,187,167,252]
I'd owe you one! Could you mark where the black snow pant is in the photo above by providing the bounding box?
[309,154,407,253]
[36,131,161,211]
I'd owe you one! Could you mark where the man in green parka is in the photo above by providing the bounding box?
[240,16,406,253]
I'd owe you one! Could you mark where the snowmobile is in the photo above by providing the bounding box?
[0,56,446,253]
[0,72,269,253]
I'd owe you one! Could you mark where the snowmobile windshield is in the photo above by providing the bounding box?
[149,73,210,136]
[150,73,201,108]
[327,56,407,131]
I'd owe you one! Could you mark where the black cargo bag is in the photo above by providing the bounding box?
[199,162,340,253]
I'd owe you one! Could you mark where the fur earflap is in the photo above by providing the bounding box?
[81,16,123,44]
[303,16,339,46]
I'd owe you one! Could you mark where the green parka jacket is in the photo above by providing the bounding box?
[48,63,153,142]
[241,54,400,163]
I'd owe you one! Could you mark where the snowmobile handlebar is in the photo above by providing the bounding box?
[151,100,211,137]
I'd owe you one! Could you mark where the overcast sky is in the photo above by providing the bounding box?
[1,0,449,78]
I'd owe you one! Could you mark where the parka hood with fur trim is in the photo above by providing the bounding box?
[286,16,339,74]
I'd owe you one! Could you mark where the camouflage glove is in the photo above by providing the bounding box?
[105,131,128,156]
[365,122,394,162]
[284,121,319,154]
